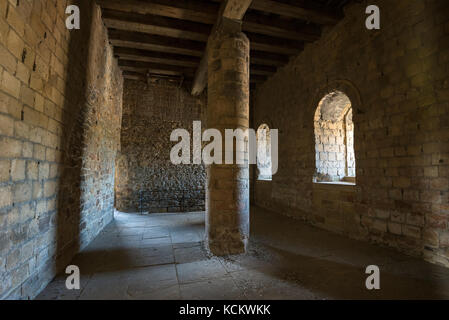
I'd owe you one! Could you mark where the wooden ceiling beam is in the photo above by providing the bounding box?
[100,3,322,42]
[243,12,320,41]
[121,66,187,77]
[110,39,203,57]
[118,59,197,77]
[250,50,289,67]
[247,32,304,55]
[108,29,205,57]
[249,0,341,25]
[109,30,290,68]
[103,0,347,89]
[122,70,195,85]
[123,71,146,81]
[106,17,305,56]
[102,9,211,42]
[123,70,267,86]
[114,47,200,68]
[97,0,218,24]
[114,47,281,74]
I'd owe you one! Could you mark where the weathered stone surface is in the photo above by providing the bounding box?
[115,80,207,213]
[206,24,250,255]
[36,208,449,300]
[0,0,123,299]
[253,0,449,267]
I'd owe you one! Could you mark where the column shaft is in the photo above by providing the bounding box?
[206,25,250,255]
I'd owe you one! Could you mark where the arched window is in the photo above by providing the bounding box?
[257,123,272,181]
[314,91,356,183]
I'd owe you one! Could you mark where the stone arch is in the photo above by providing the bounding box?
[311,79,363,121]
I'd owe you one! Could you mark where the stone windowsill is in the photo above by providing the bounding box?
[313,181,356,186]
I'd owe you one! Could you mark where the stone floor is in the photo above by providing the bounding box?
[37,207,449,300]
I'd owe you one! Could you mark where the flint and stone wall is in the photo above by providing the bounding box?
[253,0,449,267]
[115,80,206,213]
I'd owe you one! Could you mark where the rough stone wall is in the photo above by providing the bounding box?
[254,0,449,266]
[115,80,206,213]
[0,0,123,299]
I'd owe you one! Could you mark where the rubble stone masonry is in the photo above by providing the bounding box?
[0,0,123,299]
[254,0,449,266]
[115,80,206,213]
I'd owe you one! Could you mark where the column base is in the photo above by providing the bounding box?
[205,237,248,256]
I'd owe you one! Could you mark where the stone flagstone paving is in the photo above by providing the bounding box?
[37,207,449,300]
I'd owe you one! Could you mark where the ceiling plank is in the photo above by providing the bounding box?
[123,70,195,84]
[105,13,306,56]
[121,66,185,77]
[104,19,208,42]
[123,72,146,81]
[249,0,341,25]
[108,29,205,57]
[116,53,198,67]
[243,12,320,41]
[97,0,218,24]
[102,9,211,42]
[99,0,322,42]
[251,50,289,66]
[247,32,304,55]
[101,0,346,90]
[123,70,263,85]
[108,30,295,78]
[113,47,200,67]
[103,9,320,44]
[110,39,203,57]
[113,47,282,73]
[118,59,197,77]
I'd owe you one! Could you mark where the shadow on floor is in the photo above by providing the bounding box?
[36,208,449,300]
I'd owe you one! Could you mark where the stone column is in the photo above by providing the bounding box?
[206,19,250,255]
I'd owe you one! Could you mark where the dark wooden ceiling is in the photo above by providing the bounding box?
[97,0,351,91]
